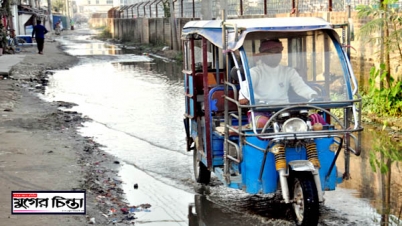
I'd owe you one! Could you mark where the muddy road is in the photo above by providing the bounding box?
[41,26,396,226]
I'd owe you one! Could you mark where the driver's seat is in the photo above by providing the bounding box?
[230,65,245,82]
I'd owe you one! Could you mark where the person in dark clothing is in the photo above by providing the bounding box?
[32,20,48,54]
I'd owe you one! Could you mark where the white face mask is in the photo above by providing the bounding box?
[260,52,282,67]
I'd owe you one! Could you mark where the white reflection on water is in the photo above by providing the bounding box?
[57,36,122,55]
[44,57,186,154]
[77,121,193,188]
[323,188,380,225]
[42,54,194,225]
[120,163,193,226]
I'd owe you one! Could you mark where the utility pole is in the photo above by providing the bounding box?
[48,0,53,31]
[169,0,178,50]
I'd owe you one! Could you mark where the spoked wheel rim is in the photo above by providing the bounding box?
[293,180,305,224]
[291,173,319,226]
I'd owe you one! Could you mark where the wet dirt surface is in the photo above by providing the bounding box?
[0,31,146,225]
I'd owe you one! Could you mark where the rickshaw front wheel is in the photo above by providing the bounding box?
[193,150,211,185]
[291,172,319,226]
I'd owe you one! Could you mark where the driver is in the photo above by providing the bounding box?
[239,39,317,105]
[238,39,319,128]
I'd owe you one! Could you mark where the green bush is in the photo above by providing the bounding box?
[97,27,112,40]
[362,64,402,116]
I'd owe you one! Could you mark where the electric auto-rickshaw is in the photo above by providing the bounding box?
[182,16,363,226]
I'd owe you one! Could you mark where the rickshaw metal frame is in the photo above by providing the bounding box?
[182,14,364,225]
[183,13,363,205]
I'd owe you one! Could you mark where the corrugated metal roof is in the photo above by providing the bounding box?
[18,5,47,17]
[182,17,335,50]
[183,17,331,30]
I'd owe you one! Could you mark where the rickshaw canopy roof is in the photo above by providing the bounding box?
[182,17,335,51]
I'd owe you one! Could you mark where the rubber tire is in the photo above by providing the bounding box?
[193,149,211,184]
[291,172,319,226]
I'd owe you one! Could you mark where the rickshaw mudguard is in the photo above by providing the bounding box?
[285,138,340,190]
[288,160,315,171]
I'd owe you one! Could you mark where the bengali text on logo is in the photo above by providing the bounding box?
[12,191,86,214]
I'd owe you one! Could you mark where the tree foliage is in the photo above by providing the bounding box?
[162,0,170,18]
[357,0,402,116]
[364,64,402,116]
[0,0,11,16]
[52,0,65,13]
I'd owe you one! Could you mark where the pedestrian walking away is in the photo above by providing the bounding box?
[70,19,75,30]
[32,20,48,54]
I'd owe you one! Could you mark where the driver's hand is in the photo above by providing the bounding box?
[239,98,249,105]
[309,94,322,102]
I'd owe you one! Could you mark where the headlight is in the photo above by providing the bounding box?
[282,118,308,132]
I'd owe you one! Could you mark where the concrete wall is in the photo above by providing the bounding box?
[88,18,108,28]
[148,18,171,46]
[92,13,396,89]
[106,17,195,51]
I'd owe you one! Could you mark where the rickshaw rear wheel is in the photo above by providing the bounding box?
[290,172,319,226]
[193,149,211,184]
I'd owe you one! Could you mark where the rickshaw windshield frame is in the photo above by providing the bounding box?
[237,29,354,108]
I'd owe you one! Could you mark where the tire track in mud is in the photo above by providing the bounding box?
[86,119,187,155]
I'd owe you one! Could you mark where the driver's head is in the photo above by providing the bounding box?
[259,39,283,67]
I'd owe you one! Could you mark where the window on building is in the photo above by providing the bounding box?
[107,0,113,4]
[87,0,90,4]
[96,0,99,4]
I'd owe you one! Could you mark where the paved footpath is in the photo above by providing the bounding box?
[0,40,90,226]
[0,34,131,225]
[0,54,26,76]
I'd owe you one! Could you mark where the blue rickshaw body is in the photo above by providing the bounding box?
[207,134,340,194]
[182,16,363,225]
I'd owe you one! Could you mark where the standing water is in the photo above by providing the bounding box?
[42,27,401,225]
